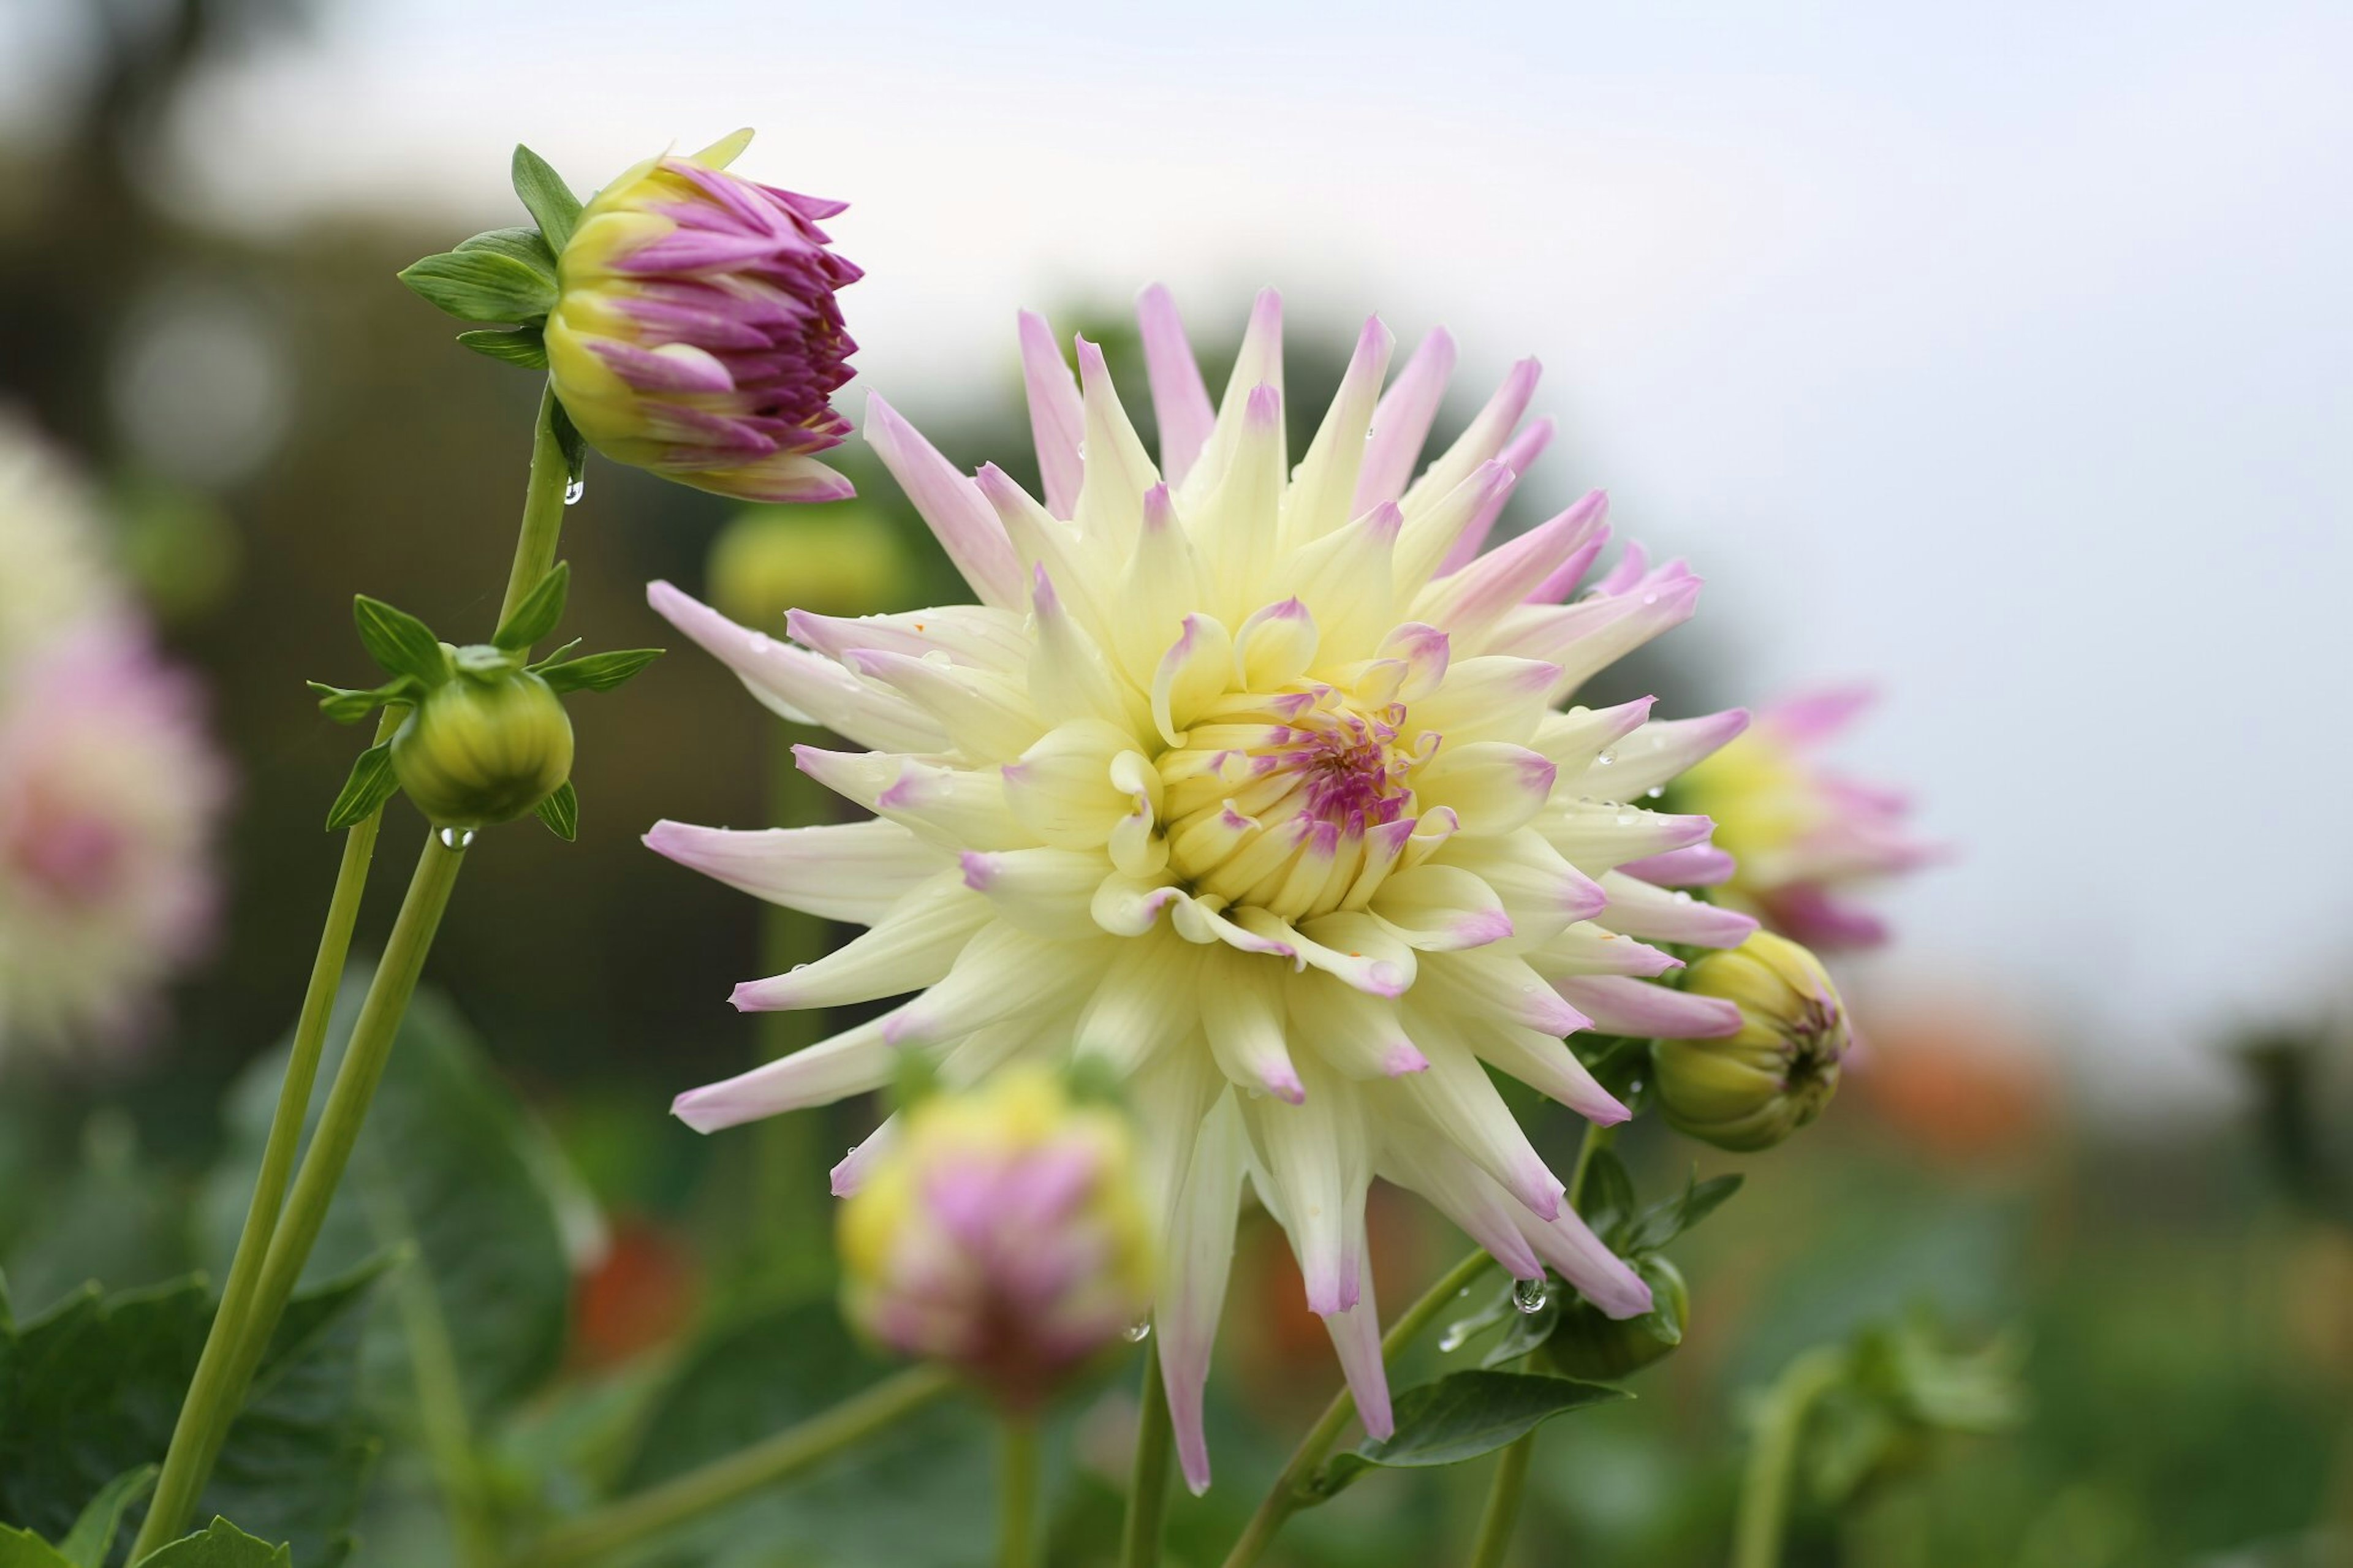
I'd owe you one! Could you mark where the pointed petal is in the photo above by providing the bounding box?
[1401,358,1540,519]
[1017,309,1085,518]
[1516,1203,1653,1320]
[795,746,1030,850]
[1322,1259,1392,1441]
[1550,974,1744,1039]
[1434,830,1607,947]
[730,874,988,1010]
[1074,335,1162,550]
[1389,1031,1566,1219]
[863,393,1025,609]
[1541,802,1718,877]
[1239,1058,1371,1314]
[1437,415,1558,575]
[644,817,944,925]
[1186,288,1284,502]
[1377,1136,1547,1281]
[1415,490,1609,648]
[648,580,944,752]
[1200,947,1305,1102]
[1160,1091,1248,1494]
[1586,708,1752,797]
[1594,872,1760,947]
[1283,316,1394,545]
[1355,327,1456,511]
[672,1008,904,1131]
[1137,284,1218,487]
[882,925,1112,1046]
[1615,844,1738,888]
[1075,928,1205,1074]
[958,846,1110,938]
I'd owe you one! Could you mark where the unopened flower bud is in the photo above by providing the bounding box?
[1538,1256,1688,1382]
[390,663,573,829]
[708,503,909,627]
[1653,931,1849,1152]
[836,1065,1155,1410]
[545,130,860,504]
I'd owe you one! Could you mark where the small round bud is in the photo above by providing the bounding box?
[390,664,573,829]
[1653,931,1850,1152]
[836,1065,1155,1411]
[1537,1256,1687,1382]
[708,503,909,626]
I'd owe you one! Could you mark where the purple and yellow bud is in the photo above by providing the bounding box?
[836,1066,1155,1409]
[1653,931,1849,1152]
[545,131,859,505]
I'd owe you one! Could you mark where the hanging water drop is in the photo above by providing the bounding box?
[1438,1324,1471,1354]
[437,826,477,850]
[1123,1319,1152,1344]
[1646,786,1665,799]
[563,477,586,506]
[1512,1278,1548,1314]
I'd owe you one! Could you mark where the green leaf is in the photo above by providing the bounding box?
[58,1465,155,1566]
[1317,1371,1626,1496]
[1622,1170,1745,1254]
[1579,1148,1638,1243]
[129,1517,290,1567]
[1480,1287,1561,1369]
[534,781,577,841]
[536,648,664,695]
[524,638,582,672]
[396,247,557,326]
[615,1301,988,1561]
[350,596,447,685]
[511,145,582,255]
[0,1267,386,1566]
[200,979,575,1431]
[493,562,570,651]
[455,328,549,369]
[323,742,400,832]
[452,225,557,278]
[0,1528,73,1567]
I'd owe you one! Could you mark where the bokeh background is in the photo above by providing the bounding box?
[2,2,2350,1565]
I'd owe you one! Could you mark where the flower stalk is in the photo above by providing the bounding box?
[1120,1342,1175,1568]
[998,1416,1043,1568]
[131,386,577,1558]
[1730,1347,1846,1568]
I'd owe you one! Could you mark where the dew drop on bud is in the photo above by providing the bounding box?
[1512,1278,1548,1315]
[563,477,586,506]
[438,827,477,850]
[1123,1319,1153,1344]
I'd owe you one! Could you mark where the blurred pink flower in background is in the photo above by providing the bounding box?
[0,416,231,1058]
[1667,684,1940,950]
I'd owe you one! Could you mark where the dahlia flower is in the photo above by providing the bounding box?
[1666,686,1935,949]
[0,414,123,667]
[0,623,229,1052]
[649,289,1759,1488]
[838,1064,1154,1408]
[545,130,860,504]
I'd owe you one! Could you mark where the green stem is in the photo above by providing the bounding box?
[1730,1348,1846,1568]
[998,1416,1042,1568]
[500,383,572,628]
[132,710,397,1559]
[1221,1248,1499,1568]
[1462,1120,1616,1568]
[133,385,574,1557]
[1465,1432,1536,1568]
[1120,1342,1174,1568]
[511,1365,958,1568]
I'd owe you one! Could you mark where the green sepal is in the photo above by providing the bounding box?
[351,596,449,685]
[456,328,549,369]
[1314,1371,1626,1499]
[396,246,556,327]
[548,396,589,487]
[453,225,556,276]
[1620,1169,1743,1253]
[494,562,570,651]
[524,637,582,671]
[511,145,583,256]
[57,1465,156,1567]
[536,648,663,694]
[324,741,401,831]
[129,1517,291,1567]
[534,780,578,841]
[307,678,415,725]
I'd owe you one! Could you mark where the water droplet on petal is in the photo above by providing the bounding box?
[1438,1325,1471,1353]
[1595,749,1616,767]
[1642,593,1659,606]
[1124,1319,1153,1343]
[1512,1278,1548,1314]
[438,827,477,850]
[563,477,586,506]
[1646,786,1664,799]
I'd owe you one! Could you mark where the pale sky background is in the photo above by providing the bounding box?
[8,0,2349,1109]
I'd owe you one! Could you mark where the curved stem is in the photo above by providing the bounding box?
[1730,1348,1846,1568]
[1461,1120,1616,1568]
[1120,1343,1174,1568]
[1221,1248,1499,1568]
[998,1416,1042,1568]
[1465,1433,1536,1568]
[499,382,572,629]
[133,385,574,1557]
[131,712,396,1559]
[512,1365,958,1568]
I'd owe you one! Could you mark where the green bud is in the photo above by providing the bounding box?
[390,662,574,829]
[1653,931,1849,1152]
[708,503,910,626]
[1537,1256,1688,1382]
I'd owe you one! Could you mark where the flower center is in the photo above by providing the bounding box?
[1156,684,1431,922]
